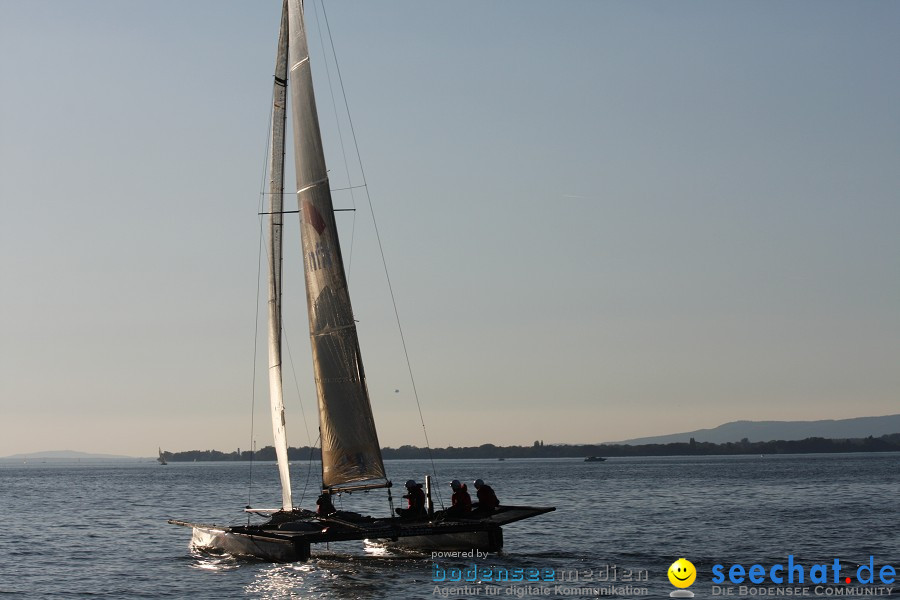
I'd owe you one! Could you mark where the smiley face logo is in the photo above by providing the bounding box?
[668,558,697,588]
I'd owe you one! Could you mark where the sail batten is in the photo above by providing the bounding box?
[267,0,293,511]
[287,0,387,489]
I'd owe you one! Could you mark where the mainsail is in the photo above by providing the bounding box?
[266,0,293,510]
[286,0,387,490]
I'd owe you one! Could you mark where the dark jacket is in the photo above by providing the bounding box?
[451,485,472,513]
[476,484,499,510]
[405,485,426,512]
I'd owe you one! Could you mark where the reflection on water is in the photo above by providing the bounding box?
[246,558,400,600]
[244,564,314,598]
[361,543,390,558]
[362,539,431,560]
[189,549,243,572]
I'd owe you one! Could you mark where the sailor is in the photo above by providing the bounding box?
[316,493,336,516]
[396,479,427,519]
[472,478,499,513]
[446,479,472,517]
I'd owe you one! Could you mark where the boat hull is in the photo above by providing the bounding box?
[171,506,552,562]
[373,525,503,553]
[190,525,310,562]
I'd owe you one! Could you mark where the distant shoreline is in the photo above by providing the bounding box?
[157,433,900,462]
[8,433,898,461]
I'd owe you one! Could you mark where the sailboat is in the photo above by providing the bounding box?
[169,0,553,562]
[157,447,167,465]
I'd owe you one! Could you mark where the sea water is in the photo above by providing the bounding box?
[1,454,898,599]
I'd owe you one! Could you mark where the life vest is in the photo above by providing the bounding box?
[452,484,472,512]
[407,485,426,510]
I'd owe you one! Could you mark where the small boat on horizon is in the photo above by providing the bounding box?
[584,456,607,462]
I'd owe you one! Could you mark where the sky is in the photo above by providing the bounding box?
[1,0,898,457]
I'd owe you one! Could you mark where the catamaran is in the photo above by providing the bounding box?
[169,0,553,562]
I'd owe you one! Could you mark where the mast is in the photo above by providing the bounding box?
[286,0,387,491]
[267,0,293,511]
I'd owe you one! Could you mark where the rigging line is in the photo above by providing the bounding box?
[247,212,264,522]
[311,0,359,276]
[248,85,277,520]
[297,433,321,509]
[320,0,444,510]
[282,319,313,447]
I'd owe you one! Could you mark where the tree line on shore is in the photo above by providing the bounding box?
[160,433,900,462]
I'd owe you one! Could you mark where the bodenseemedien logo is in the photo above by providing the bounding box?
[668,558,697,598]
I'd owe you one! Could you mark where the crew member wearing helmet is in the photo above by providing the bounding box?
[316,492,336,516]
[472,478,499,513]
[446,479,472,517]
[396,479,427,519]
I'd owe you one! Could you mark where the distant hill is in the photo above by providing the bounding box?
[2,450,135,459]
[613,414,900,445]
